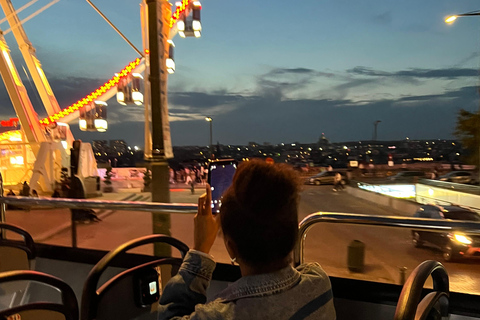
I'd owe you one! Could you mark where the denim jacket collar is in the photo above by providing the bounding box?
[216,265,301,302]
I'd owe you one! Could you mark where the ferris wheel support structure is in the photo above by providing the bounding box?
[0,0,74,147]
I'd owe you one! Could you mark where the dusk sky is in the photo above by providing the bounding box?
[1,0,480,147]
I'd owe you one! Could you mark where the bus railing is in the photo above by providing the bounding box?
[3,173,480,264]
[294,212,480,267]
[0,173,197,246]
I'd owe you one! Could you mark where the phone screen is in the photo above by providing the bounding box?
[134,268,160,307]
[208,160,237,214]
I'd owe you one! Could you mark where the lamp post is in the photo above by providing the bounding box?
[205,117,213,157]
[373,120,381,141]
[445,10,480,179]
[445,11,480,24]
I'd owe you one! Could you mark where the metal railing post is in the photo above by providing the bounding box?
[0,195,198,248]
[0,173,6,239]
[71,210,77,248]
[294,212,480,267]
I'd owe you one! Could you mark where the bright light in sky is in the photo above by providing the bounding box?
[0,0,479,146]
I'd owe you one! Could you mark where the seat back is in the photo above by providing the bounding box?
[0,223,36,309]
[95,259,182,320]
[0,270,79,320]
[81,234,189,320]
[394,260,449,320]
[0,223,36,272]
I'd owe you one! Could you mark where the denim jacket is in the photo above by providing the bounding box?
[158,250,336,320]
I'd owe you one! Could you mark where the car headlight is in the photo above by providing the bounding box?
[439,178,447,181]
[309,179,314,183]
[453,234,472,245]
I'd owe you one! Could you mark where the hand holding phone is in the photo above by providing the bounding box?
[207,159,238,214]
[193,184,219,254]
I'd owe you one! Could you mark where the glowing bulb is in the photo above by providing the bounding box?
[445,15,457,23]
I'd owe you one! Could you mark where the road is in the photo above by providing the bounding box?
[5,185,480,295]
[299,185,480,294]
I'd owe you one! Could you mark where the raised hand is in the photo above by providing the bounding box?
[193,184,220,254]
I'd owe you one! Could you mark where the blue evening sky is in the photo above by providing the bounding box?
[1,0,479,147]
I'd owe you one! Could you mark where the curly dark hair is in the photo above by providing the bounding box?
[220,160,300,266]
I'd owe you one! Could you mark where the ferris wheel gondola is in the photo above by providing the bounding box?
[79,101,108,132]
[177,1,202,38]
[116,73,144,106]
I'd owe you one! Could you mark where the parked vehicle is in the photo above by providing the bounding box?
[437,171,476,184]
[412,205,480,262]
[306,171,347,186]
[388,171,425,183]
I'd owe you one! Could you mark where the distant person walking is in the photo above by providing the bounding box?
[184,168,192,184]
[169,167,175,184]
[52,188,61,198]
[6,189,19,210]
[20,181,30,196]
[333,172,344,192]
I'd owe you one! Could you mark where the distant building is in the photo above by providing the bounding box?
[92,140,109,154]
[110,140,129,155]
[317,133,330,148]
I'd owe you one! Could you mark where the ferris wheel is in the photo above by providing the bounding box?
[0,0,202,191]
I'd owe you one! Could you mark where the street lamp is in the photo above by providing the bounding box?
[373,120,381,141]
[445,10,480,24]
[445,10,480,179]
[205,117,213,157]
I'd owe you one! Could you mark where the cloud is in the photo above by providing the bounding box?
[348,66,479,79]
[254,67,336,101]
[169,91,245,110]
[162,84,478,146]
[371,12,392,25]
[1,66,478,147]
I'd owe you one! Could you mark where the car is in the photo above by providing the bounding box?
[306,171,346,186]
[387,171,425,183]
[412,205,480,262]
[437,171,476,184]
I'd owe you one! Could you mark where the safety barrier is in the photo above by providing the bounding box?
[0,173,197,246]
[294,212,480,266]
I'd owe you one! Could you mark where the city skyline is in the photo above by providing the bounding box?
[0,0,479,147]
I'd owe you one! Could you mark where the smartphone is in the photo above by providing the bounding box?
[207,159,238,214]
[133,268,160,307]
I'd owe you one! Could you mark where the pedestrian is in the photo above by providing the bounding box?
[333,172,343,192]
[359,163,366,176]
[190,180,195,194]
[184,167,192,184]
[52,188,61,198]
[6,189,19,210]
[20,181,30,196]
[169,167,175,184]
[32,190,39,197]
